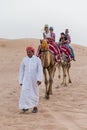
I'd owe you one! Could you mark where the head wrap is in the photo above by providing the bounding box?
[26,46,35,53]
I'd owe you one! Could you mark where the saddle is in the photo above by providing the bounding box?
[59,45,72,62]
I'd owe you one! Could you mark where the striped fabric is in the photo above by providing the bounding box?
[60,46,72,61]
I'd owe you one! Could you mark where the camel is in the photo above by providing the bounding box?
[57,53,72,87]
[39,39,56,99]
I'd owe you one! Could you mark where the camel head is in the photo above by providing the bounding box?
[40,39,48,51]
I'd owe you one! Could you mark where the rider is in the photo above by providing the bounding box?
[37,24,49,57]
[59,33,72,61]
[59,32,76,61]
[65,29,76,61]
[59,32,67,44]
[65,29,71,43]
[43,24,50,39]
[49,26,56,42]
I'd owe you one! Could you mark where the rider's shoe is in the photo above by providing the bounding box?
[72,58,76,61]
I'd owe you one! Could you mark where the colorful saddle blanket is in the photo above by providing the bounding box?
[57,44,72,62]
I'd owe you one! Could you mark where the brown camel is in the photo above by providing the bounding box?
[40,39,56,99]
[57,53,72,87]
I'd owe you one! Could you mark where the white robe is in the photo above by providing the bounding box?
[19,55,43,109]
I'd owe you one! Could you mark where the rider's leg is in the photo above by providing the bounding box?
[68,45,76,60]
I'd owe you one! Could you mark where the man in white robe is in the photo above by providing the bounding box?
[19,46,43,113]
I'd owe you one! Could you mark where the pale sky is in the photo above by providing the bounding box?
[0,0,87,46]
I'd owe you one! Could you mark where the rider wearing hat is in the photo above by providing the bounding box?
[43,24,50,39]
[49,26,56,42]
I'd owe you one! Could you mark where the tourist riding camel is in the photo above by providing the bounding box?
[58,33,72,62]
[58,32,75,61]
[65,29,76,61]
[49,26,56,42]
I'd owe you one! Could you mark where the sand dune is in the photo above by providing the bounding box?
[0,39,87,130]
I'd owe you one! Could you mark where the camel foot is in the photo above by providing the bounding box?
[64,84,67,87]
[45,95,49,100]
[49,91,53,95]
[61,82,64,85]
[69,79,72,83]
[56,85,59,88]
[58,75,61,79]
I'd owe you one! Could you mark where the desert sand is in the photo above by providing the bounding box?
[0,38,87,130]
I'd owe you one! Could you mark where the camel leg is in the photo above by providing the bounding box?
[67,63,72,83]
[46,66,54,99]
[61,65,67,86]
[64,66,67,86]
[43,69,48,98]
[61,65,64,85]
[58,62,61,79]
[48,67,55,95]
[53,65,56,78]
[49,75,53,95]
[56,62,61,88]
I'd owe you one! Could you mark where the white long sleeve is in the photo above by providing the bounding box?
[19,60,25,84]
[37,58,43,82]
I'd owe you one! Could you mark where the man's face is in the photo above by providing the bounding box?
[27,50,34,58]
[49,29,53,33]
[45,27,48,32]
[61,34,65,38]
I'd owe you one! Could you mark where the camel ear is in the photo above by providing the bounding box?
[40,40,42,44]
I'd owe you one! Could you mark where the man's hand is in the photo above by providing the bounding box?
[20,84,22,86]
[37,81,41,86]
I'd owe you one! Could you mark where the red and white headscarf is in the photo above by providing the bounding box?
[26,46,35,53]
